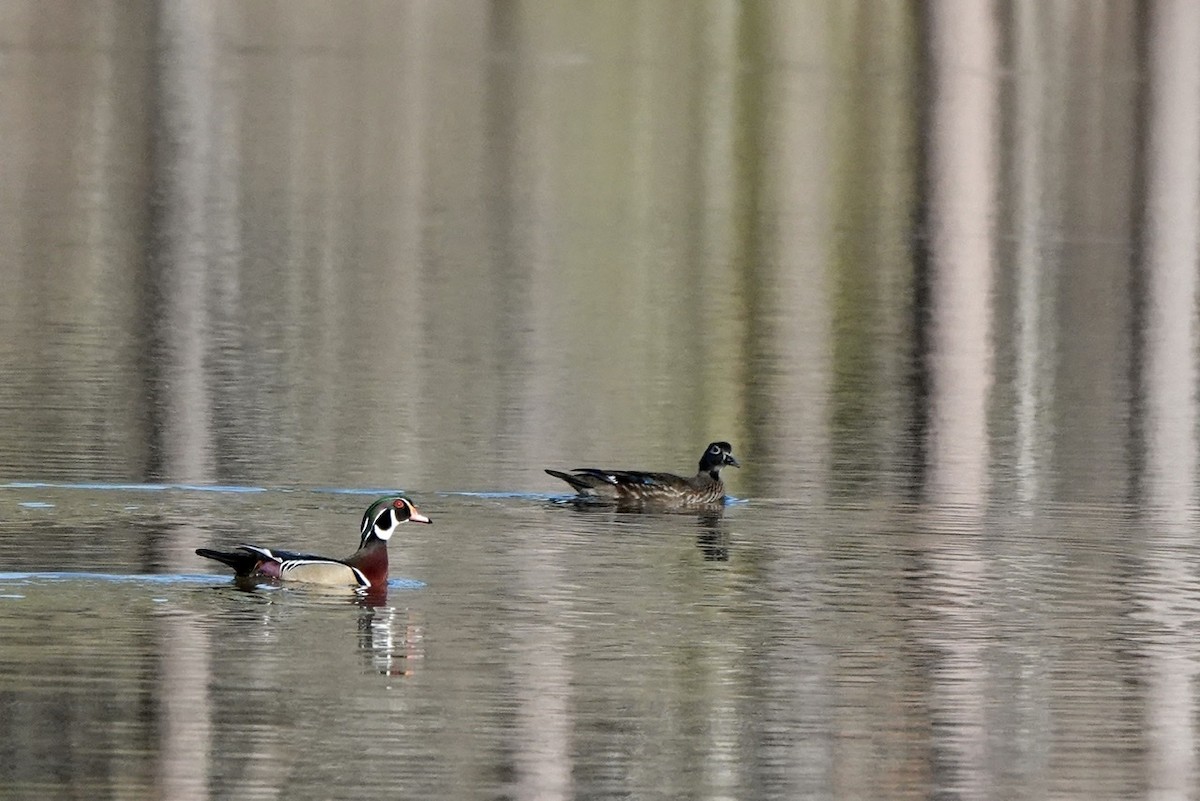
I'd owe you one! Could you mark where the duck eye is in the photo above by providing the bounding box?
[709,445,721,455]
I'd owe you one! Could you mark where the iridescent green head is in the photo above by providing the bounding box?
[359,496,431,546]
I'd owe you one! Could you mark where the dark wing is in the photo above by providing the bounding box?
[237,545,311,563]
[546,467,688,498]
[197,545,367,586]
[196,547,261,575]
[196,544,285,576]
[545,468,602,494]
[579,469,685,488]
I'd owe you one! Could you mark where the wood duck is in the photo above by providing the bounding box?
[195,496,431,589]
[545,441,740,507]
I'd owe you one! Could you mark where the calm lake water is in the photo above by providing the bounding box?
[3,2,1200,799]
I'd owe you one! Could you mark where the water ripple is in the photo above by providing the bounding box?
[0,572,425,590]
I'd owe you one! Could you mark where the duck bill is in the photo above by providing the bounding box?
[409,509,433,524]
[727,457,741,468]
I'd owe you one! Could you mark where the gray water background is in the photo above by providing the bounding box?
[2,3,1199,799]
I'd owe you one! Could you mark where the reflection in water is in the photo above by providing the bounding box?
[157,609,212,801]
[150,6,221,798]
[3,2,1200,800]
[1135,3,1200,797]
[916,0,996,509]
[552,500,734,562]
[913,6,996,796]
[513,509,573,800]
[914,518,988,800]
[1136,517,1200,801]
[1008,1,1061,510]
[356,602,424,677]
[695,510,731,562]
[147,0,221,486]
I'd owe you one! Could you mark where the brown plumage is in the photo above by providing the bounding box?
[545,442,740,508]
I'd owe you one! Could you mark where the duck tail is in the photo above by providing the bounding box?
[545,468,598,493]
[195,547,257,576]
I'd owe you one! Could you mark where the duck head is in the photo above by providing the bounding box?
[698,442,740,478]
[359,495,432,548]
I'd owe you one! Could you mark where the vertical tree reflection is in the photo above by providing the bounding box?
[147,1,222,797]
[913,1,997,798]
[1134,1,1200,797]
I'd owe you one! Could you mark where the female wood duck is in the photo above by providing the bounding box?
[195,496,431,589]
[545,441,740,507]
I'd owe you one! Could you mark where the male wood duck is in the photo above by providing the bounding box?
[195,496,431,589]
[545,441,740,507]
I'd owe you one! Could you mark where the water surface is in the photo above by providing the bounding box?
[2,2,1199,799]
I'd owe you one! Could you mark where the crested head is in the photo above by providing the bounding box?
[359,495,432,547]
[698,442,740,476]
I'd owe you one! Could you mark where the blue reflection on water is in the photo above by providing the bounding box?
[313,487,411,495]
[0,572,425,590]
[452,490,559,500]
[1,481,271,493]
[0,571,219,584]
[2,481,417,496]
[1,482,747,507]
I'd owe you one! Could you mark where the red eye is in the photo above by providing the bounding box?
[393,499,406,509]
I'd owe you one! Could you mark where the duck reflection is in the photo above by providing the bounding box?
[202,581,424,677]
[694,509,730,562]
[355,598,423,677]
[552,498,734,562]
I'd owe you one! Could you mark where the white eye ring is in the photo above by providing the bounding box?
[709,445,721,455]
